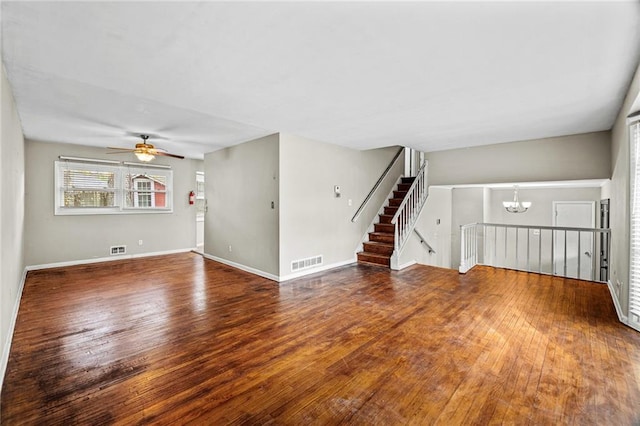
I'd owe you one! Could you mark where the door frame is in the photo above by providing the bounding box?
[551,201,596,278]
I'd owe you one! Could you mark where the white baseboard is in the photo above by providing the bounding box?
[0,268,27,393]
[607,279,629,325]
[395,260,417,270]
[278,258,356,282]
[25,248,195,271]
[201,253,357,283]
[201,253,280,282]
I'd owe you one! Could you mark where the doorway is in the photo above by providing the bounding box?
[195,172,205,253]
[552,201,596,280]
[600,199,610,282]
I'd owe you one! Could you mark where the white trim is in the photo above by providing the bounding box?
[25,248,194,271]
[200,253,357,283]
[123,161,171,169]
[279,258,356,282]
[607,280,629,325]
[59,155,120,164]
[395,260,417,270]
[0,269,27,393]
[200,253,280,282]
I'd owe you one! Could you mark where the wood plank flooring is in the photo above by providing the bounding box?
[2,252,640,424]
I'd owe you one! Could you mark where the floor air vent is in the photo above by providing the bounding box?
[110,245,126,255]
[291,255,323,272]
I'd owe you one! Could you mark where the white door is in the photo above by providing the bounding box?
[553,201,595,280]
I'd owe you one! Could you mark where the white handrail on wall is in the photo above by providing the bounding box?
[391,160,429,254]
[414,228,435,254]
[459,222,611,283]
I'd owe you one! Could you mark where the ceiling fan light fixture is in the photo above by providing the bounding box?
[135,151,155,162]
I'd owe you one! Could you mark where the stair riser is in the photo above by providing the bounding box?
[369,233,394,244]
[374,223,394,233]
[357,253,391,267]
[384,207,398,216]
[401,177,415,184]
[397,183,412,191]
[389,198,403,207]
[378,214,393,224]
[393,191,408,199]
[363,243,394,255]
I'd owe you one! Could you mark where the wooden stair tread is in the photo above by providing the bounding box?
[364,241,394,248]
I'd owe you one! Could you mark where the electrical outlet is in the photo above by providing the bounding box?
[228,245,232,252]
[348,199,352,206]
[138,239,143,246]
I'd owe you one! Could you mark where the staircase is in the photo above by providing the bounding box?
[357,177,415,267]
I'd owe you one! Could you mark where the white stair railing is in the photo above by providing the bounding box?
[459,222,611,283]
[391,160,429,254]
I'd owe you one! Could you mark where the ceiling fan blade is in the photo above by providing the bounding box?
[155,152,185,159]
[107,146,136,150]
[106,150,137,154]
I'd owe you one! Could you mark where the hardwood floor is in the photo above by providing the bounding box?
[2,252,640,424]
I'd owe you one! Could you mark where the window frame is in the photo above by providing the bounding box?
[196,171,206,221]
[54,159,173,215]
[629,118,640,331]
[134,179,154,208]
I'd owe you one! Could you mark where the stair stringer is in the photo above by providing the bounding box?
[354,175,404,256]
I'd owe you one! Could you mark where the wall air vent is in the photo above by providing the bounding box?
[110,245,126,255]
[291,255,323,272]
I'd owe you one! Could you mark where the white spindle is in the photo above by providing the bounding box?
[459,222,609,283]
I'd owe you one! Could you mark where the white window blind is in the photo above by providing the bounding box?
[54,160,173,215]
[55,161,121,213]
[630,120,640,326]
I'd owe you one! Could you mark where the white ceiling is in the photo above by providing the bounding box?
[2,1,640,160]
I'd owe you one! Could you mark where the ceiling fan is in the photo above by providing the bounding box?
[107,134,184,162]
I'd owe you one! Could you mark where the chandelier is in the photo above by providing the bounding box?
[503,185,531,213]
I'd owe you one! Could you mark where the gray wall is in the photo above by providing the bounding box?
[487,187,603,226]
[204,134,280,277]
[279,133,399,278]
[1,65,25,387]
[610,60,640,315]
[24,140,202,266]
[203,133,400,280]
[426,131,611,186]
[398,186,452,269]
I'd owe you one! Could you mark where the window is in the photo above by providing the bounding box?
[124,166,171,209]
[630,119,640,330]
[55,159,172,215]
[134,180,153,207]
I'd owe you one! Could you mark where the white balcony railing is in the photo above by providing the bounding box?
[460,223,610,283]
